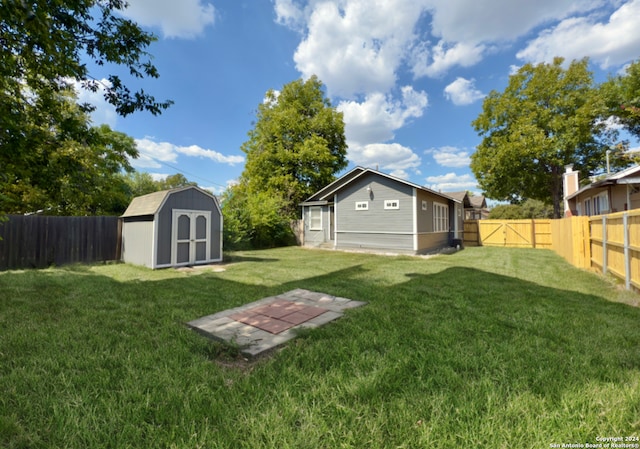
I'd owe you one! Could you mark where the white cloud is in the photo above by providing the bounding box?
[338,87,428,144]
[131,138,243,170]
[132,138,180,169]
[274,0,306,30]
[410,40,486,78]
[122,0,216,39]
[425,172,478,191]
[516,0,640,68]
[443,77,485,105]
[429,146,472,168]
[337,86,427,172]
[426,0,599,43]
[349,142,421,171]
[287,0,425,97]
[176,145,245,165]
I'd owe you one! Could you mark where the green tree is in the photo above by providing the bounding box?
[488,199,554,219]
[2,88,138,215]
[157,174,197,190]
[471,57,615,218]
[123,172,160,198]
[601,59,640,140]
[224,76,347,249]
[240,76,348,219]
[221,184,293,250]
[1,0,171,215]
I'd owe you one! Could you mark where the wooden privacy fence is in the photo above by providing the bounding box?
[465,212,640,292]
[0,215,121,270]
[589,210,640,292]
[464,219,552,249]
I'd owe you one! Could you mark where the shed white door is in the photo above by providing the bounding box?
[172,210,211,265]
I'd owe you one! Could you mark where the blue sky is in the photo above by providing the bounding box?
[80,0,640,196]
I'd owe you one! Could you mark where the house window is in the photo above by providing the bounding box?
[355,201,369,210]
[309,206,322,230]
[433,203,449,232]
[421,200,428,211]
[384,199,399,210]
[595,192,609,214]
[584,199,592,216]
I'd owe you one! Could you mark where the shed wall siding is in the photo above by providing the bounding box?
[156,189,221,265]
[122,221,154,268]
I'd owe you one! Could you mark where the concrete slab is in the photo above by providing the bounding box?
[186,289,366,357]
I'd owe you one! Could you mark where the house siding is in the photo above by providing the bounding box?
[302,205,331,247]
[414,189,452,252]
[417,232,449,253]
[300,167,461,255]
[334,173,414,251]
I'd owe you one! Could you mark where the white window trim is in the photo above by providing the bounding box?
[309,206,322,231]
[433,202,449,233]
[421,200,428,211]
[355,201,369,210]
[384,199,399,210]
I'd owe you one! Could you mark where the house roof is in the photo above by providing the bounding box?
[121,186,218,218]
[469,195,487,209]
[301,166,461,205]
[567,164,640,200]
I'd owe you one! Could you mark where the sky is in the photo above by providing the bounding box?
[80,0,640,197]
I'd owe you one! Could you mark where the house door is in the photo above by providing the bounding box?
[172,210,211,265]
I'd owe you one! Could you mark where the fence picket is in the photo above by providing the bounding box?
[0,215,121,270]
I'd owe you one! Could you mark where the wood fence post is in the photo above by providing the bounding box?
[583,217,591,269]
[624,212,631,290]
[602,215,607,275]
[531,219,536,248]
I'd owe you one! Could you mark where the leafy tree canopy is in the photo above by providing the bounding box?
[488,199,554,219]
[223,76,347,249]
[1,85,138,215]
[1,0,172,119]
[601,59,640,146]
[471,57,621,218]
[240,75,348,219]
[1,0,172,216]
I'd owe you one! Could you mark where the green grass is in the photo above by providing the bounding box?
[1,246,639,448]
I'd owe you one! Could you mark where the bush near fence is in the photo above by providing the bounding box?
[0,215,121,270]
[464,211,640,292]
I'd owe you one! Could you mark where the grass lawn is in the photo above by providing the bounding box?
[1,246,639,448]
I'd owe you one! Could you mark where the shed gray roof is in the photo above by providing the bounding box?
[120,186,218,218]
[121,190,171,218]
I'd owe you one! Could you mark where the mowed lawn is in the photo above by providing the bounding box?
[1,246,639,448]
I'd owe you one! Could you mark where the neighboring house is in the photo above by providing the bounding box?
[121,186,223,269]
[563,164,640,217]
[299,167,463,254]
[447,191,489,220]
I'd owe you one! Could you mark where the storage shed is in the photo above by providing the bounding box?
[121,186,222,269]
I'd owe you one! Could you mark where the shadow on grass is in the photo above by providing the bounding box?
[2,256,640,448]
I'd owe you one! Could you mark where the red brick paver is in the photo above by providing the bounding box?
[229,300,328,334]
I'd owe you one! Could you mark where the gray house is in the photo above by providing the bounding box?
[121,186,222,269]
[300,167,463,254]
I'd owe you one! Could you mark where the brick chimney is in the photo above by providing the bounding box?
[563,165,579,216]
